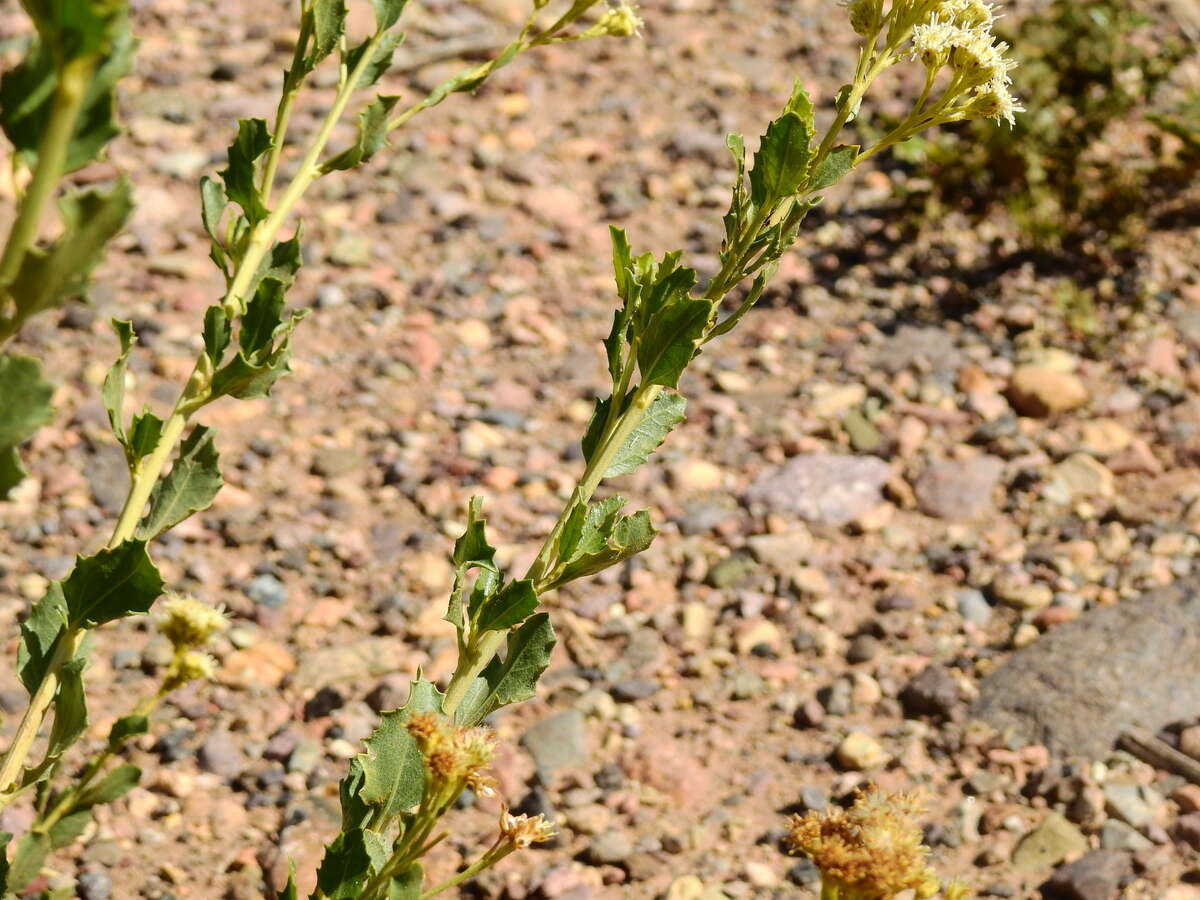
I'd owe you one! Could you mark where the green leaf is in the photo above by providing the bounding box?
[220,118,271,224]
[808,145,859,192]
[199,176,227,242]
[0,830,10,893]
[552,497,656,587]
[446,497,498,635]
[0,353,54,499]
[126,410,164,466]
[361,829,391,874]
[7,179,133,323]
[455,614,556,726]
[101,320,135,447]
[636,295,713,388]
[108,714,149,750]
[474,579,538,634]
[61,540,165,629]
[211,280,308,400]
[349,680,443,819]
[784,78,816,133]
[323,95,401,172]
[45,655,88,764]
[749,111,812,207]
[136,425,222,540]
[315,828,372,899]
[387,863,423,900]
[17,585,68,694]
[203,305,231,367]
[604,391,687,477]
[0,24,134,173]
[7,832,48,893]
[722,132,749,248]
[344,32,403,89]
[279,871,298,900]
[372,0,411,30]
[707,267,772,341]
[47,808,91,849]
[76,763,141,808]
[310,0,348,65]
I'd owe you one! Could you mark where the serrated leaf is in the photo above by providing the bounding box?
[387,863,423,900]
[0,353,54,499]
[101,320,135,447]
[211,280,308,400]
[723,132,749,247]
[221,118,271,224]
[604,391,687,477]
[446,497,498,635]
[6,179,132,323]
[707,267,772,341]
[126,409,164,466]
[0,24,133,173]
[6,832,48,893]
[315,828,372,899]
[262,234,303,289]
[136,425,222,540]
[749,112,812,208]
[454,614,556,726]
[808,144,859,191]
[47,808,91,849]
[474,579,537,633]
[636,296,714,388]
[310,0,348,65]
[350,680,443,819]
[61,540,164,629]
[362,829,390,874]
[203,305,231,367]
[17,585,68,695]
[372,0,411,30]
[108,714,149,750]
[344,32,403,89]
[323,95,400,172]
[76,763,140,808]
[552,499,655,587]
[784,78,816,132]
[279,872,298,900]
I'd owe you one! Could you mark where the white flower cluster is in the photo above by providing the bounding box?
[908,0,1022,125]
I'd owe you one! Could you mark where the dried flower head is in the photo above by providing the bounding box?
[786,788,944,900]
[163,650,217,690]
[407,714,498,798]
[846,0,885,36]
[499,807,557,848]
[158,594,227,650]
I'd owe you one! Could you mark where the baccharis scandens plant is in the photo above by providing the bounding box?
[787,788,972,900]
[0,0,1017,895]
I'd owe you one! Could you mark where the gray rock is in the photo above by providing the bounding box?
[586,828,635,866]
[877,326,961,374]
[1098,819,1152,852]
[197,730,245,779]
[914,456,1004,519]
[974,579,1200,757]
[1012,812,1088,871]
[522,709,589,774]
[246,573,288,608]
[956,588,993,625]
[900,665,961,720]
[746,453,891,526]
[1102,783,1162,830]
[77,871,113,900]
[1043,849,1131,900]
[610,678,659,702]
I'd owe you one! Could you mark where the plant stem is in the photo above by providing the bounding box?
[419,844,511,900]
[0,628,80,803]
[260,13,313,206]
[0,54,98,345]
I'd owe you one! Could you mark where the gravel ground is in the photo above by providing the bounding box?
[2,0,1200,898]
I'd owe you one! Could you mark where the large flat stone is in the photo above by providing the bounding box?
[973,579,1200,757]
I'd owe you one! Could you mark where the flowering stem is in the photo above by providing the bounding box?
[419,842,514,900]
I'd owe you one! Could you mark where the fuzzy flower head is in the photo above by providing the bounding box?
[163,650,218,690]
[846,0,885,36]
[158,594,228,650]
[786,789,950,900]
[576,2,641,39]
[406,713,498,798]
[499,807,557,849]
[969,75,1023,126]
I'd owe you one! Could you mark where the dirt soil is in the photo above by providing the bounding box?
[2,0,1200,898]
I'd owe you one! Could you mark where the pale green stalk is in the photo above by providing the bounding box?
[0,54,99,346]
